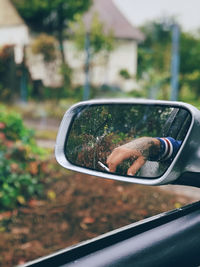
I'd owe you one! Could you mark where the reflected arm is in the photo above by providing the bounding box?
[107,137,181,176]
[107,137,161,176]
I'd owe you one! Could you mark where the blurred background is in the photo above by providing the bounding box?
[0,0,199,266]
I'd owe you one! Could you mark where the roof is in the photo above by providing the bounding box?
[84,0,145,42]
[0,0,25,27]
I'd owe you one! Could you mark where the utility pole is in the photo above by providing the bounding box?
[20,46,28,103]
[170,24,180,101]
[83,32,90,100]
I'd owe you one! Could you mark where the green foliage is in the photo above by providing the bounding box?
[179,32,200,99]
[138,19,200,100]
[32,34,57,63]
[0,106,46,210]
[0,45,17,101]
[0,107,32,142]
[12,0,92,33]
[180,32,200,75]
[127,89,146,99]
[12,0,92,98]
[71,12,114,99]
[60,63,73,95]
[119,69,132,80]
[138,21,172,78]
[72,13,114,56]
[89,13,114,54]
[137,20,172,99]
[12,0,92,64]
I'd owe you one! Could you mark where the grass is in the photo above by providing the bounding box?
[35,129,58,140]
[10,99,76,120]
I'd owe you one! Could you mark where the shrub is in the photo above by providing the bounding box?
[0,45,17,101]
[31,34,57,63]
[0,106,46,210]
[119,69,132,80]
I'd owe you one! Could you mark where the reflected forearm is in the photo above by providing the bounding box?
[106,136,181,176]
[106,137,161,175]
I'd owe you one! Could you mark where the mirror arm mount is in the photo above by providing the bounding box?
[173,172,200,188]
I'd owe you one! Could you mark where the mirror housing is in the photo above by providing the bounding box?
[55,99,200,187]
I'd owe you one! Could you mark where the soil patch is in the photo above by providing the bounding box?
[0,162,195,267]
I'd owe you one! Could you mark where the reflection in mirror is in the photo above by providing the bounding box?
[65,104,191,178]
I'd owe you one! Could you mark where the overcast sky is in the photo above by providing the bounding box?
[114,0,200,32]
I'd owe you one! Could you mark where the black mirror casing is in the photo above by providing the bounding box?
[55,99,200,187]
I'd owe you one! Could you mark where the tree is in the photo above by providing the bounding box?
[137,20,172,78]
[72,13,114,99]
[31,34,57,63]
[12,0,92,64]
[137,20,173,99]
[138,18,200,100]
[73,13,113,55]
[179,32,200,99]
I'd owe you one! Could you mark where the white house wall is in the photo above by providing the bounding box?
[93,39,138,91]
[64,40,86,85]
[64,39,138,91]
[0,25,29,63]
[26,38,138,90]
[26,45,62,87]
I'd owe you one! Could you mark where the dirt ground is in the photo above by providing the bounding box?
[0,161,196,267]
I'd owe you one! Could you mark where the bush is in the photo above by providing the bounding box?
[0,106,46,210]
[0,45,17,101]
[119,69,132,80]
[31,34,57,63]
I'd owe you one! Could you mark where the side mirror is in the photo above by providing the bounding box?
[55,99,200,187]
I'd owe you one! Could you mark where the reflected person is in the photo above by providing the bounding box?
[106,137,181,176]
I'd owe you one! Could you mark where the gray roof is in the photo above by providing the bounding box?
[84,0,145,41]
[0,0,25,27]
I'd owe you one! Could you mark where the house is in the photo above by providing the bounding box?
[0,0,144,91]
[65,0,145,91]
[29,0,145,90]
[0,0,29,64]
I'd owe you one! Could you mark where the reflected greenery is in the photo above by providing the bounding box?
[65,104,191,178]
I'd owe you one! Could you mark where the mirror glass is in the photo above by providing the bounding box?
[65,104,191,178]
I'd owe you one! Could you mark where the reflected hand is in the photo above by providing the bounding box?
[106,137,161,176]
